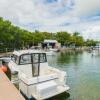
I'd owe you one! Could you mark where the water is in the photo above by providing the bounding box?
[5,50,100,100]
[47,51,100,100]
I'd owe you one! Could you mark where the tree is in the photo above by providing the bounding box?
[86,39,97,46]
[0,17,97,52]
[56,32,70,46]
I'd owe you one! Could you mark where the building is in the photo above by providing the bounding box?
[42,39,61,49]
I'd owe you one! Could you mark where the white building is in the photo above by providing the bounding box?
[43,39,61,49]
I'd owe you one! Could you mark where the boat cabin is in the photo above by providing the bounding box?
[9,50,48,77]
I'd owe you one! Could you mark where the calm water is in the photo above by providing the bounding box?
[47,51,100,100]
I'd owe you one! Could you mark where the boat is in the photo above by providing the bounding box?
[30,48,56,56]
[8,50,69,100]
[45,50,56,56]
[0,56,11,66]
[49,48,59,52]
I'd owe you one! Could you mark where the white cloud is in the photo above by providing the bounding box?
[75,0,100,17]
[0,0,35,24]
[82,25,100,40]
[0,0,100,40]
[0,0,74,25]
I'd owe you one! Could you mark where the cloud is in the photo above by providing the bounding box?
[0,0,100,40]
[82,24,100,40]
[0,0,35,24]
[0,0,75,25]
[75,0,100,17]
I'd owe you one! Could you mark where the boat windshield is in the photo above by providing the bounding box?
[19,53,47,65]
[11,54,19,64]
[20,54,31,64]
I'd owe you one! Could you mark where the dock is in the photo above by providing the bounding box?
[0,69,25,100]
[0,52,12,57]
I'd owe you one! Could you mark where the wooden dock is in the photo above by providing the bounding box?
[0,69,25,100]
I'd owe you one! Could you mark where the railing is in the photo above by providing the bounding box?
[0,48,14,53]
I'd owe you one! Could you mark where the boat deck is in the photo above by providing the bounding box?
[0,69,25,100]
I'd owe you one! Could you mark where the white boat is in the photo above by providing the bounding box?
[45,50,56,56]
[0,56,11,62]
[49,48,59,52]
[0,56,11,66]
[8,50,69,100]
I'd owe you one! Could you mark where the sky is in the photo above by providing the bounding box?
[0,0,100,40]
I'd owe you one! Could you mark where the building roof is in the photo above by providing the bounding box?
[44,40,58,43]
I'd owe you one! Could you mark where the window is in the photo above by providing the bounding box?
[11,54,18,64]
[19,53,47,65]
[20,54,31,64]
[32,54,39,63]
[32,53,47,63]
[40,53,47,63]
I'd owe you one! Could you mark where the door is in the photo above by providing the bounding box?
[32,53,40,76]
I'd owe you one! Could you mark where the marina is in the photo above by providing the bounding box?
[0,0,100,99]
[0,49,100,100]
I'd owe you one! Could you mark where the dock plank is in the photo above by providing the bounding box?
[0,69,25,100]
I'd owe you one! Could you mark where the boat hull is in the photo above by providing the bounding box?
[32,85,70,100]
[20,85,70,100]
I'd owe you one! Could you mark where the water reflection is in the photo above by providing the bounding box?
[58,51,83,65]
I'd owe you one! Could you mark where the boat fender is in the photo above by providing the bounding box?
[0,65,7,73]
